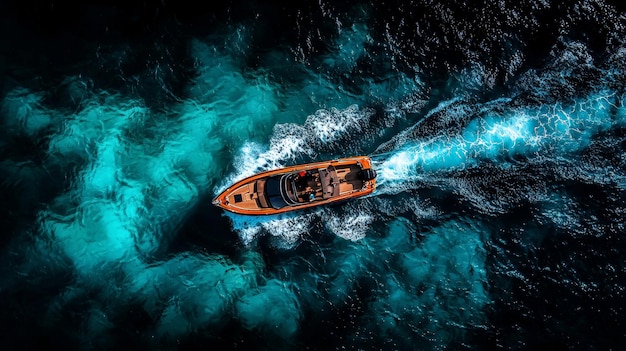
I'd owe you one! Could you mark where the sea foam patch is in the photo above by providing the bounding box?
[306,104,375,146]
[322,207,374,241]
[225,210,318,248]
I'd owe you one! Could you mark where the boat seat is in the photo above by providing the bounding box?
[256,180,269,208]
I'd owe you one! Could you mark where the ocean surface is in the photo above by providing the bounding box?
[1,0,625,350]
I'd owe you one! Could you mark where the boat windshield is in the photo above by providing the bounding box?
[265,176,289,209]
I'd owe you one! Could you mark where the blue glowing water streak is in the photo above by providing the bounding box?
[374,91,624,194]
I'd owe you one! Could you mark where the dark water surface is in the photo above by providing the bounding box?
[1,0,625,350]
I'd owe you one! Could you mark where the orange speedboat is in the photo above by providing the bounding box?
[213,156,377,215]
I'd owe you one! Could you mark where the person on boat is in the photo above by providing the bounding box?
[308,191,316,201]
[295,170,310,190]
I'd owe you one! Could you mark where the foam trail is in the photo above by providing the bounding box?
[322,205,374,241]
[375,91,621,194]
[226,211,318,248]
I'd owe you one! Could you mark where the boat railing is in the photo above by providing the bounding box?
[279,174,300,205]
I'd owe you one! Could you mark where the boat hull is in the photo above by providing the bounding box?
[212,156,376,215]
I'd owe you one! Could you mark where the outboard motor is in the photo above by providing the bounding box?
[358,168,377,181]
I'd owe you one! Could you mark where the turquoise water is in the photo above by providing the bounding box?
[1,1,625,350]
